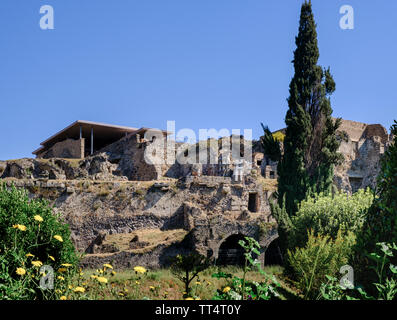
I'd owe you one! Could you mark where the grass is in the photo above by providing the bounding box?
[79,265,299,300]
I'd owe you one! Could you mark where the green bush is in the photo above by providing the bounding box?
[0,184,79,299]
[287,230,356,299]
[288,189,373,249]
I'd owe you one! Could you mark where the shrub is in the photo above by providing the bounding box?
[288,189,373,249]
[320,242,397,300]
[0,184,79,299]
[287,229,355,299]
[170,253,211,299]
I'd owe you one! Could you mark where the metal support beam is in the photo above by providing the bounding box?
[91,127,93,155]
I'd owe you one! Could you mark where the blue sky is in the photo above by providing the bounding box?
[0,0,396,160]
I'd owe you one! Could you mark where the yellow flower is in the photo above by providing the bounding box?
[34,215,44,222]
[58,268,67,273]
[74,286,85,293]
[57,276,65,281]
[60,296,67,300]
[68,285,73,289]
[61,263,72,267]
[31,261,43,267]
[13,224,27,231]
[103,263,113,269]
[149,286,155,290]
[80,272,84,276]
[111,271,116,276]
[90,275,98,279]
[185,297,194,300]
[223,286,231,293]
[96,276,108,284]
[54,235,63,242]
[25,253,34,258]
[124,288,129,293]
[48,255,55,261]
[133,266,147,274]
[195,281,201,285]
[135,281,140,285]
[118,292,125,296]
[16,267,26,276]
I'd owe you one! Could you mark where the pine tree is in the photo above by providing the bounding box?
[276,1,341,216]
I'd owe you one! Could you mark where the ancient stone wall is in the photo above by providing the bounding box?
[38,138,85,159]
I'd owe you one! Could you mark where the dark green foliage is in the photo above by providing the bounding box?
[0,184,79,299]
[170,252,211,298]
[354,121,397,288]
[263,1,342,218]
[260,123,281,162]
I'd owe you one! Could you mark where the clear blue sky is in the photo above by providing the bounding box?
[0,0,396,160]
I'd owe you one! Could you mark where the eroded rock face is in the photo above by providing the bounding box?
[0,154,126,182]
[0,175,277,268]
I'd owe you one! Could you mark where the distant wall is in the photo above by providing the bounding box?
[37,138,85,159]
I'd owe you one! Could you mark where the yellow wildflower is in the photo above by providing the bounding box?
[149,286,155,290]
[96,276,108,284]
[58,268,67,273]
[195,281,201,285]
[48,255,55,262]
[111,271,116,276]
[54,235,63,242]
[25,253,34,258]
[90,275,98,279]
[34,215,44,222]
[74,286,85,293]
[103,263,113,269]
[57,276,65,281]
[133,266,147,274]
[223,286,231,293]
[61,263,72,267]
[60,296,67,300]
[185,297,194,300]
[16,268,26,276]
[135,281,140,285]
[13,224,27,231]
[118,292,125,296]
[31,261,43,267]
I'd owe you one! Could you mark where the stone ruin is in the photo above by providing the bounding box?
[0,118,391,268]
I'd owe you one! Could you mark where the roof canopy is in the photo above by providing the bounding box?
[33,120,169,155]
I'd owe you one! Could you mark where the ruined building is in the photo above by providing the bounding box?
[0,118,390,268]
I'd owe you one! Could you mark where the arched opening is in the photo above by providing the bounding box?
[217,234,246,266]
[264,238,283,266]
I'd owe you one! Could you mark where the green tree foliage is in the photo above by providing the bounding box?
[260,123,281,162]
[289,189,373,249]
[287,230,355,299]
[170,253,211,298]
[263,1,342,219]
[0,184,79,299]
[354,120,397,287]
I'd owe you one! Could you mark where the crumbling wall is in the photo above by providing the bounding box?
[38,138,85,159]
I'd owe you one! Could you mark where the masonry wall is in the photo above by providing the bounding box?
[38,138,85,159]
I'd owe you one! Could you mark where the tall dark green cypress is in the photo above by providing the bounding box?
[277,1,342,216]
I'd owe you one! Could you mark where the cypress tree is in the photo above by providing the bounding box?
[276,1,342,216]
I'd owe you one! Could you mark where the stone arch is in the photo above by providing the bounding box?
[263,237,283,266]
[216,233,248,266]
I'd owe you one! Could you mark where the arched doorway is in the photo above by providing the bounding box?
[264,238,283,266]
[217,234,246,266]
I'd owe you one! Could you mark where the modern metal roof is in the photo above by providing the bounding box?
[32,120,170,155]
